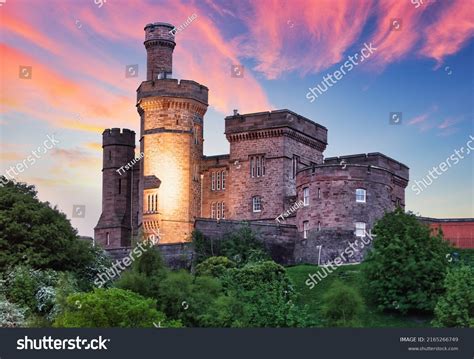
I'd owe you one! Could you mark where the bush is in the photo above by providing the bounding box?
[0,295,26,328]
[3,266,78,323]
[432,266,474,327]
[195,256,235,278]
[363,209,451,313]
[54,288,181,328]
[321,280,365,327]
[222,261,309,327]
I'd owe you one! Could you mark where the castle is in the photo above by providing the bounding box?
[94,22,410,265]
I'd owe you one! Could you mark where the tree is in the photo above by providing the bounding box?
[0,178,104,284]
[321,280,365,327]
[432,266,474,327]
[222,261,309,327]
[0,295,26,328]
[54,288,181,328]
[195,256,236,278]
[363,209,451,313]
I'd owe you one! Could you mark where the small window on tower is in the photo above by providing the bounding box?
[109,151,111,160]
[118,179,122,194]
[106,232,110,246]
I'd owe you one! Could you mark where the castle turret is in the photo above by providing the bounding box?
[94,128,138,248]
[137,22,209,244]
[144,22,176,80]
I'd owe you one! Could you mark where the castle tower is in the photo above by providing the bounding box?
[95,128,138,248]
[137,22,209,243]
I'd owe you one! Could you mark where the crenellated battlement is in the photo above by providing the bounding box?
[137,79,209,105]
[102,128,136,147]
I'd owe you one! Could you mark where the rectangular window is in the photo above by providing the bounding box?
[303,221,309,239]
[217,172,221,190]
[194,126,199,145]
[250,157,255,178]
[217,202,221,219]
[303,187,310,206]
[256,156,261,177]
[318,221,321,231]
[222,202,225,219]
[250,155,265,178]
[262,157,266,176]
[355,222,366,237]
[222,171,226,190]
[211,172,215,191]
[252,196,261,212]
[292,155,299,179]
[356,188,366,203]
[106,232,110,246]
[211,203,216,219]
[318,188,321,199]
[118,179,122,194]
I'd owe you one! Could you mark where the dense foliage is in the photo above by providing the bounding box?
[363,209,451,313]
[0,295,26,328]
[432,266,474,327]
[54,288,181,328]
[195,256,236,278]
[0,178,108,287]
[320,280,365,327]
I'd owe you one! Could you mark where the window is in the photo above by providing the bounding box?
[303,221,309,239]
[303,187,310,206]
[147,195,150,212]
[194,126,199,145]
[396,197,401,207]
[106,232,110,246]
[217,202,221,219]
[318,188,321,199]
[318,221,321,231]
[222,202,225,219]
[250,155,265,178]
[217,171,221,190]
[118,179,122,194]
[310,161,316,174]
[109,151,111,160]
[154,194,158,212]
[252,196,261,212]
[355,222,366,237]
[211,203,216,219]
[221,171,226,190]
[356,188,366,203]
[211,172,215,191]
[292,155,299,178]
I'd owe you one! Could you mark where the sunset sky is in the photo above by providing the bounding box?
[1,0,473,237]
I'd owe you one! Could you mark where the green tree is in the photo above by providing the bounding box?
[54,288,181,328]
[321,280,365,327]
[222,261,309,327]
[0,178,103,284]
[195,256,236,278]
[0,295,26,328]
[363,209,451,313]
[432,266,474,327]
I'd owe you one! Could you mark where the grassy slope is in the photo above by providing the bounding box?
[286,263,433,327]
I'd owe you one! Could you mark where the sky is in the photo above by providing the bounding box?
[1,0,473,237]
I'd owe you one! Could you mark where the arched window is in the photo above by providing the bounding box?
[217,171,221,190]
[211,203,216,219]
[222,202,225,219]
[217,202,221,219]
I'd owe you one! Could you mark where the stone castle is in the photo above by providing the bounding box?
[94,22,410,265]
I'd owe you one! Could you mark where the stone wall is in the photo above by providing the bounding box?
[195,218,299,265]
[201,155,229,219]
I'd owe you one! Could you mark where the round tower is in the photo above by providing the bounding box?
[144,22,176,80]
[95,128,136,248]
[137,22,209,244]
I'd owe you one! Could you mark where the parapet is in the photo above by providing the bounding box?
[144,22,175,46]
[225,109,327,145]
[102,128,136,147]
[324,152,409,180]
[137,79,209,105]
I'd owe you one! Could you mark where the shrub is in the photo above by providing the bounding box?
[54,288,181,328]
[195,256,236,278]
[0,295,26,328]
[432,266,474,327]
[321,280,365,327]
[222,261,309,327]
[363,209,451,313]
